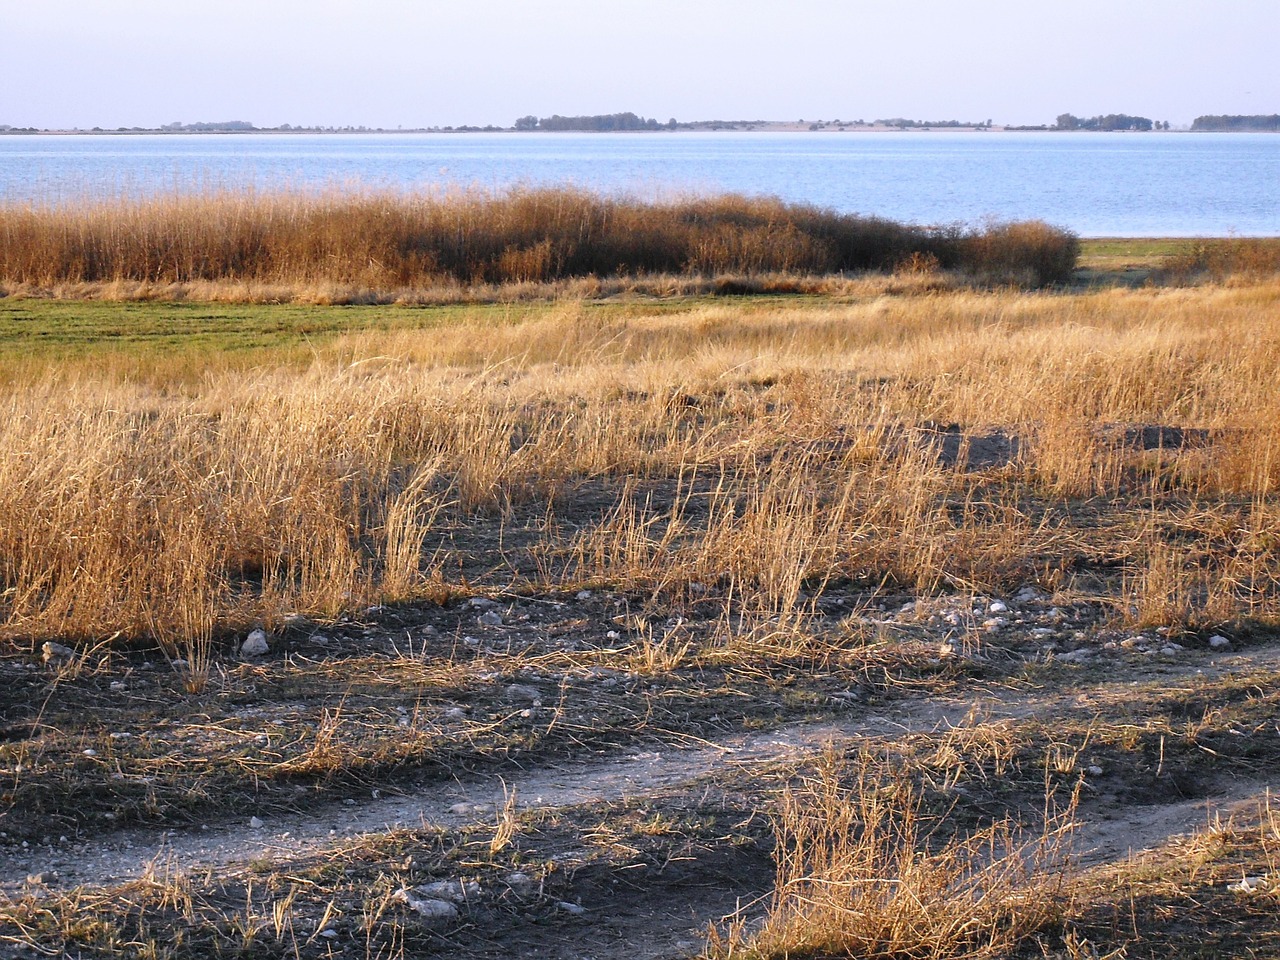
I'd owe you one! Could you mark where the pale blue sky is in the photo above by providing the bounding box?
[3,0,1276,129]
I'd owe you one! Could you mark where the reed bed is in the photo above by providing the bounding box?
[1,282,1279,650]
[0,187,1080,293]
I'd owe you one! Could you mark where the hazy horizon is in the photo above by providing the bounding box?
[3,0,1277,131]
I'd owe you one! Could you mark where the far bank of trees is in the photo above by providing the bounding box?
[1054,114,1163,131]
[515,112,677,132]
[1191,115,1280,132]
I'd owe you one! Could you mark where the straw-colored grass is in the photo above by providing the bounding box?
[0,187,1081,294]
[1,281,1279,653]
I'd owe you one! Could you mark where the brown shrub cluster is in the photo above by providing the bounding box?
[0,188,1080,290]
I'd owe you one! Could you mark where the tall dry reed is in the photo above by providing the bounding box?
[0,187,1080,292]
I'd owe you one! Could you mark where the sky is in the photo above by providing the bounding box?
[3,0,1277,130]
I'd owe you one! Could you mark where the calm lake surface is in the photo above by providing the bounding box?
[1,132,1276,237]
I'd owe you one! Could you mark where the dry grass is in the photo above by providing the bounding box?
[706,751,1078,959]
[2,282,1280,651]
[0,187,1081,294]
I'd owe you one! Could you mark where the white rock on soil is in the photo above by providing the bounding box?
[41,642,75,664]
[241,629,270,657]
[249,816,264,829]
[1057,649,1094,663]
[556,901,587,916]
[576,590,593,601]
[505,683,542,703]
[478,610,503,627]
[1209,635,1232,650]
[393,889,459,920]
[468,597,499,610]
[988,600,1008,614]
[414,880,481,902]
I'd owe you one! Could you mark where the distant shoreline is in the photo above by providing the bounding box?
[3,121,1274,136]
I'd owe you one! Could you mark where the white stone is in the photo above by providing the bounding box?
[241,629,270,657]
[249,816,264,829]
[478,610,503,627]
[394,889,458,920]
[1209,635,1232,650]
[556,901,586,916]
[110,681,126,692]
[1057,649,1093,663]
[576,590,592,601]
[468,597,499,610]
[1087,765,1104,776]
[505,683,542,703]
[40,642,75,664]
[988,600,1008,614]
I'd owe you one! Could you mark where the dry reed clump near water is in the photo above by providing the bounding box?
[0,187,1081,293]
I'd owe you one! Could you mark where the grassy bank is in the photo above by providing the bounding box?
[0,187,1081,295]
[2,283,1279,649]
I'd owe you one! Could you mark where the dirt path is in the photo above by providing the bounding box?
[5,651,1274,895]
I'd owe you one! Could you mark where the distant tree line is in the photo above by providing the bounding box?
[1054,114,1162,131]
[874,118,993,129]
[161,120,257,132]
[514,112,677,132]
[1191,115,1280,132]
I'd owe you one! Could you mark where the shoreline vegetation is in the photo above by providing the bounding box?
[0,187,1084,294]
[2,187,1280,957]
[3,111,1278,135]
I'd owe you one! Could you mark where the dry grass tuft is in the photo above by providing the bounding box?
[707,751,1078,959]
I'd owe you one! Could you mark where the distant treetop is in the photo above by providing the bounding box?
[1191,115,1280,132]
[514,112,676,132]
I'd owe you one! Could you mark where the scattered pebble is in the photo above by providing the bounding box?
[1209,635,1232,651]
[988,600,1008,614]
[249,816,264,829]
[40,641,75,664]
[468,597,499,610]
[241,629,270,657]
[505,683,543,704]
[478,610,504,627]
[109,681,126,692]
[576,590,593,601]
[393,889,459,920]
[556,901,586,916]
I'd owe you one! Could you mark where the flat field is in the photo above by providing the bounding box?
[2,265,1280,958]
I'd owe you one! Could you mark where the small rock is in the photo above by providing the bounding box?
[468,597,499,610]
[241,629,270,657]
[983,617,1006,632]
[109,681,126,692]
[444,707,467,720]
[414,879,481,902]
[40,641,75,664]
[576,590,592,601]
[606,630,621,640]
[448,802,473,815]
[249,816,264,829]
[82,749,97,757]
[556,901,587,916]
[505,683,542,704]
[394,889,459,920]
[109,732,132,741]
[506,871,533,890]
[1159,644,1182,656]
[1229,875,1268,894]
[1086,765,1104,776]
[988,600,1008,614]
[478,610,503,627]
[1057,649,1094,663]
[1209,635,1232,651]
[1120,637,1141,649]
[318,929,339,940]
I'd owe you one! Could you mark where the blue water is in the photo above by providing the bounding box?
[1,132,1276,237]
